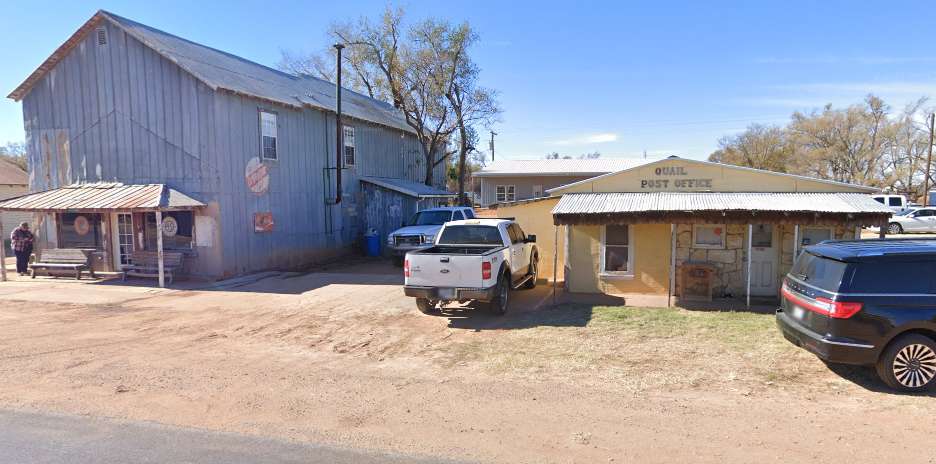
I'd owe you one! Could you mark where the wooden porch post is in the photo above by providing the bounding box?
[552,224,559,305]
[746,224,753,309]
[668,223,676,307]
[879,220,887,239]
[792,224,799,259]
[0,216,6,282]
[155,210,165,288]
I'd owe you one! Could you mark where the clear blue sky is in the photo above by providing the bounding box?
[2,0,935,161]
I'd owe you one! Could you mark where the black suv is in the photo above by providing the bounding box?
[777,239,936,392]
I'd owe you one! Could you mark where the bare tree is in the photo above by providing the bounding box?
[411,19,500,204]
[279,8,499,188]
[709,124,794,173]
[0,141,27,171]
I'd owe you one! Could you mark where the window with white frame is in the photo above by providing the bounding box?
[601,224,633,275]
[692,224,726,249]
[495,185,515,202]
[260,110,277,160]
[343,125,355,166]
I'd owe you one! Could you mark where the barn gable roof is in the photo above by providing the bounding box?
[8,10,415,134]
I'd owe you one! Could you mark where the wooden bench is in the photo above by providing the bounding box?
[121,251,184,285]
[30,248,95,279]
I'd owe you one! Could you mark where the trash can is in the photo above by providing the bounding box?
[364,229,381,257]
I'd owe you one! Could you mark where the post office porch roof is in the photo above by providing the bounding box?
[551,192,893,226]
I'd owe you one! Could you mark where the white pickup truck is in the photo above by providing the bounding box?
[403,219,539,315]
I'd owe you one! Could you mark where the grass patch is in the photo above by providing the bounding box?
[436,304,824,393]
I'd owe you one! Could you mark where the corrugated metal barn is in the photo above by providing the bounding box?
[3,10,450,279]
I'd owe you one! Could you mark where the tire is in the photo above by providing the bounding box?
[487,273,510,316]
[416,298,438,314]
[875,334,936,392]
[522,257,538,289]
[887,223,903,235]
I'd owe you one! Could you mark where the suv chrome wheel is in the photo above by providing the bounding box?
[886,223,903,235]
[893,344,936,388]
[877,334,936,392]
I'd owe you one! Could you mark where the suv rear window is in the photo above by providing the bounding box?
[438,226,503,245]
[790,252,848,291]
[847,261,936,294]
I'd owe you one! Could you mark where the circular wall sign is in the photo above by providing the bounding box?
[245,157,270,195]
[161,216,178,237]
[74,215,90,236]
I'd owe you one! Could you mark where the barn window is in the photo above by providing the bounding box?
[59,213,103,249]
[259,110,277,160]
[96,28,107,45]
[343,125,355,166]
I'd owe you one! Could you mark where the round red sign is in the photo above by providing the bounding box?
[245,157,270,195]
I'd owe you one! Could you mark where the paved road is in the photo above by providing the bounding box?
[0,409,463,464]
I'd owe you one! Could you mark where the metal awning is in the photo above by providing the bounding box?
[552,192,893,225]
[360,177,456,199]
[0,183,205,212]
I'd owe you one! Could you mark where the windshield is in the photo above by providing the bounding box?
[438,225,503,245]
[410,210,452,226]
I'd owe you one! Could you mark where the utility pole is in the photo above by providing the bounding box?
[925,113,935,207]
[489,131,497,161]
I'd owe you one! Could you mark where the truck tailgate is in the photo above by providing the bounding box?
[406,254,484,288]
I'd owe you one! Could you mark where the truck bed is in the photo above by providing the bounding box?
[412,245,504,256]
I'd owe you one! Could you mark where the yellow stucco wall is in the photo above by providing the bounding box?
[567,223,672,295]
[553,158,874,194]
[496,197,564,282]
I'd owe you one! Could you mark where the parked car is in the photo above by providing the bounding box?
[887,207,936,234]
[386,207,476,265]
[402,219,538,315]
[777,239,936,392]
[871,194,908,212]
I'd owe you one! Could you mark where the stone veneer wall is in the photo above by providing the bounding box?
[675,223,859,298]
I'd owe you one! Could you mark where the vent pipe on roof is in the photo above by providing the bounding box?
[333,43,345,205]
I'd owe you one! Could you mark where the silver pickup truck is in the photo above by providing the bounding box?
[403,219,539,315]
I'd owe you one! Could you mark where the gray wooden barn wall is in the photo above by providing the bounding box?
[20,19,444,277]
[21,21,210,193]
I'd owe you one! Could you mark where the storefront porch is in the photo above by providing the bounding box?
[552,192,893,308]
[0,183,206,287]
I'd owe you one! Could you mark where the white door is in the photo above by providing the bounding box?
[111,213,134,269]
[506,224,529,280]
[532,184,543,198]
[749,224,778,296]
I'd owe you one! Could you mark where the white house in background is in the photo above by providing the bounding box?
[474,158,659,206]
[0,159,29,236]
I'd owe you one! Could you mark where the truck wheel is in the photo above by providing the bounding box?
[875,334,936,392]
[416,298,438,314]
[487,273,510,315]
[523,258,538,289]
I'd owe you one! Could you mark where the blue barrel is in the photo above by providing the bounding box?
[365,229,381,257]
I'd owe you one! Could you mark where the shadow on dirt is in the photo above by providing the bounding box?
[82,257,404,295]
[824,362,936,397]
[437,302,594,331]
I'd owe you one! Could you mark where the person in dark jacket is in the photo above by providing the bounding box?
[10,222,34,276]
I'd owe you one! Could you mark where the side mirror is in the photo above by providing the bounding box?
[526,234,536,243]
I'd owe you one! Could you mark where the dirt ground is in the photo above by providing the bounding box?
[0,259,934,463]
